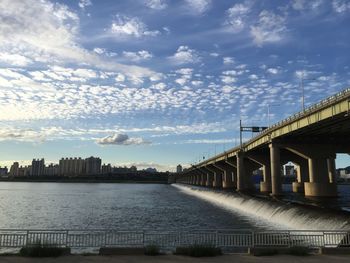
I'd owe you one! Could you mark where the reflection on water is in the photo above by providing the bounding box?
[0,182,267,230]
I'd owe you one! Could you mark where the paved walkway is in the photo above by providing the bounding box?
[0,254,350,263]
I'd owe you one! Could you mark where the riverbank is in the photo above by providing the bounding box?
[0,254,350,263]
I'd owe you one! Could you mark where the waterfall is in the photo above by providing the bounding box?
[173,184,350,230]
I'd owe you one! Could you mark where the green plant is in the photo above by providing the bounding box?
[175,245,222,257]
[288,246,310,256]
[144,244,160,255]
[253,248,279,256]
[19,243,68,257]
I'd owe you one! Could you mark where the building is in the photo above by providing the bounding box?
[59,157,85,176]
[9,162,19,176]
[85,156,101,175]
[176,164,183,173]
[44,164,59,176]
[31,159,45,176]
[285,165,295,176]
[0,166,8,176]
[101,163,112,175]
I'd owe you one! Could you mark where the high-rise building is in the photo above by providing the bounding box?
[176,164,183,173]
[101,163,112,174]
[9,162,19,176]
[59,157,85,176]
[85,156,101,175]
[31,159,45,176]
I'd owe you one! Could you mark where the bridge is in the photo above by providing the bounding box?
[175,88,350,197]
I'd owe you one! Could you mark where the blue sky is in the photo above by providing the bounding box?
[0,0,350,171]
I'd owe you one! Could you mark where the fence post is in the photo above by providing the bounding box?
[215,231,218,247]
[142,231,145,247]
[251,231,255,248]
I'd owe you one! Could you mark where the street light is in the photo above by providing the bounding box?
[267,104,280,127]
[300,73,316,111]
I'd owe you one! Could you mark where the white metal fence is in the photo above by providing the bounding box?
[0,229,349,249]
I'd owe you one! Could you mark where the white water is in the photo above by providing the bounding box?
[173,184,350,230]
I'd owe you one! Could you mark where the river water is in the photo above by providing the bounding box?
[0,182,350,231]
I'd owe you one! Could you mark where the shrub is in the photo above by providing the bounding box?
[288,246,310,256]
[253,248,279,256]
[19,244,68,257]
[144,244,160,256]
[175,245,222,257]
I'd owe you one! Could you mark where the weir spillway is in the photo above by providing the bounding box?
[173,184,350,231]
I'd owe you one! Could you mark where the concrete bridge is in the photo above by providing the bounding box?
[176,88,350,197]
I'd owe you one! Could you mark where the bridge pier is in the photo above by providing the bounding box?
[201,167,214,187]
[292,161,308,193]
[305,156,337,197]
[247,154,271,193]
[270,143,282,196]
[198,169,207,186]
[285,144,337,197]
[206,165,223,188]
[213,162,235,189]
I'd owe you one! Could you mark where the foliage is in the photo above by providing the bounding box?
[175,245,222,257]
[144,244,160,255]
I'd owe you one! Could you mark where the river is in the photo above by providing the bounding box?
[0,182,349,230]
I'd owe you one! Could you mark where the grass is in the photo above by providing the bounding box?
[175,245,222,257]
[144,244,160,256]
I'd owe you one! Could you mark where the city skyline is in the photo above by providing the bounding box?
[0,0,350,171]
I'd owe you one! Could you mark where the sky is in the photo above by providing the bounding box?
[0,0,350,171]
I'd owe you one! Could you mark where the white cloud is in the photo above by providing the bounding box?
[184,0,211,15]
[209,52,219,57]
[175,78,188,85]
[145,0,167,10]
[175,68,193,75]
[250,10,287,46]
[96,133,151,145]
[169,46,201,64]
[191,80,203,86]
[122,50,153,61]
[332,0,350,13]
[79,0,92,9]
[115,73,125,82]
[221,76,236,84]
[0,0,158,78]
[0,52,33,66]
[110,14,160,38]
[225,2,251,32]
[292,0,323,11]
[93,48,105,54]
[223,57,235,65]
[267,68,279,74]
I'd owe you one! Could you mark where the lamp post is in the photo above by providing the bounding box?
[267,104,280,127]
[300,73,316,111]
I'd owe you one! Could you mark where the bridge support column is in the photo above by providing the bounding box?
[225,159,237,189]
[304,156,337,197]
[236,151,245,191]
[260,164,271,193]
[213,162,235,189]
[246,154,271,193]
[292,161,308,193]
[284,144,337,197]
[206,165,223,188]
[201,167,214,187]
[199,170,207,186]
[270,143,282,196]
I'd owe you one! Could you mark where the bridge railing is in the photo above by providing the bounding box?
[0,229,349,250]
